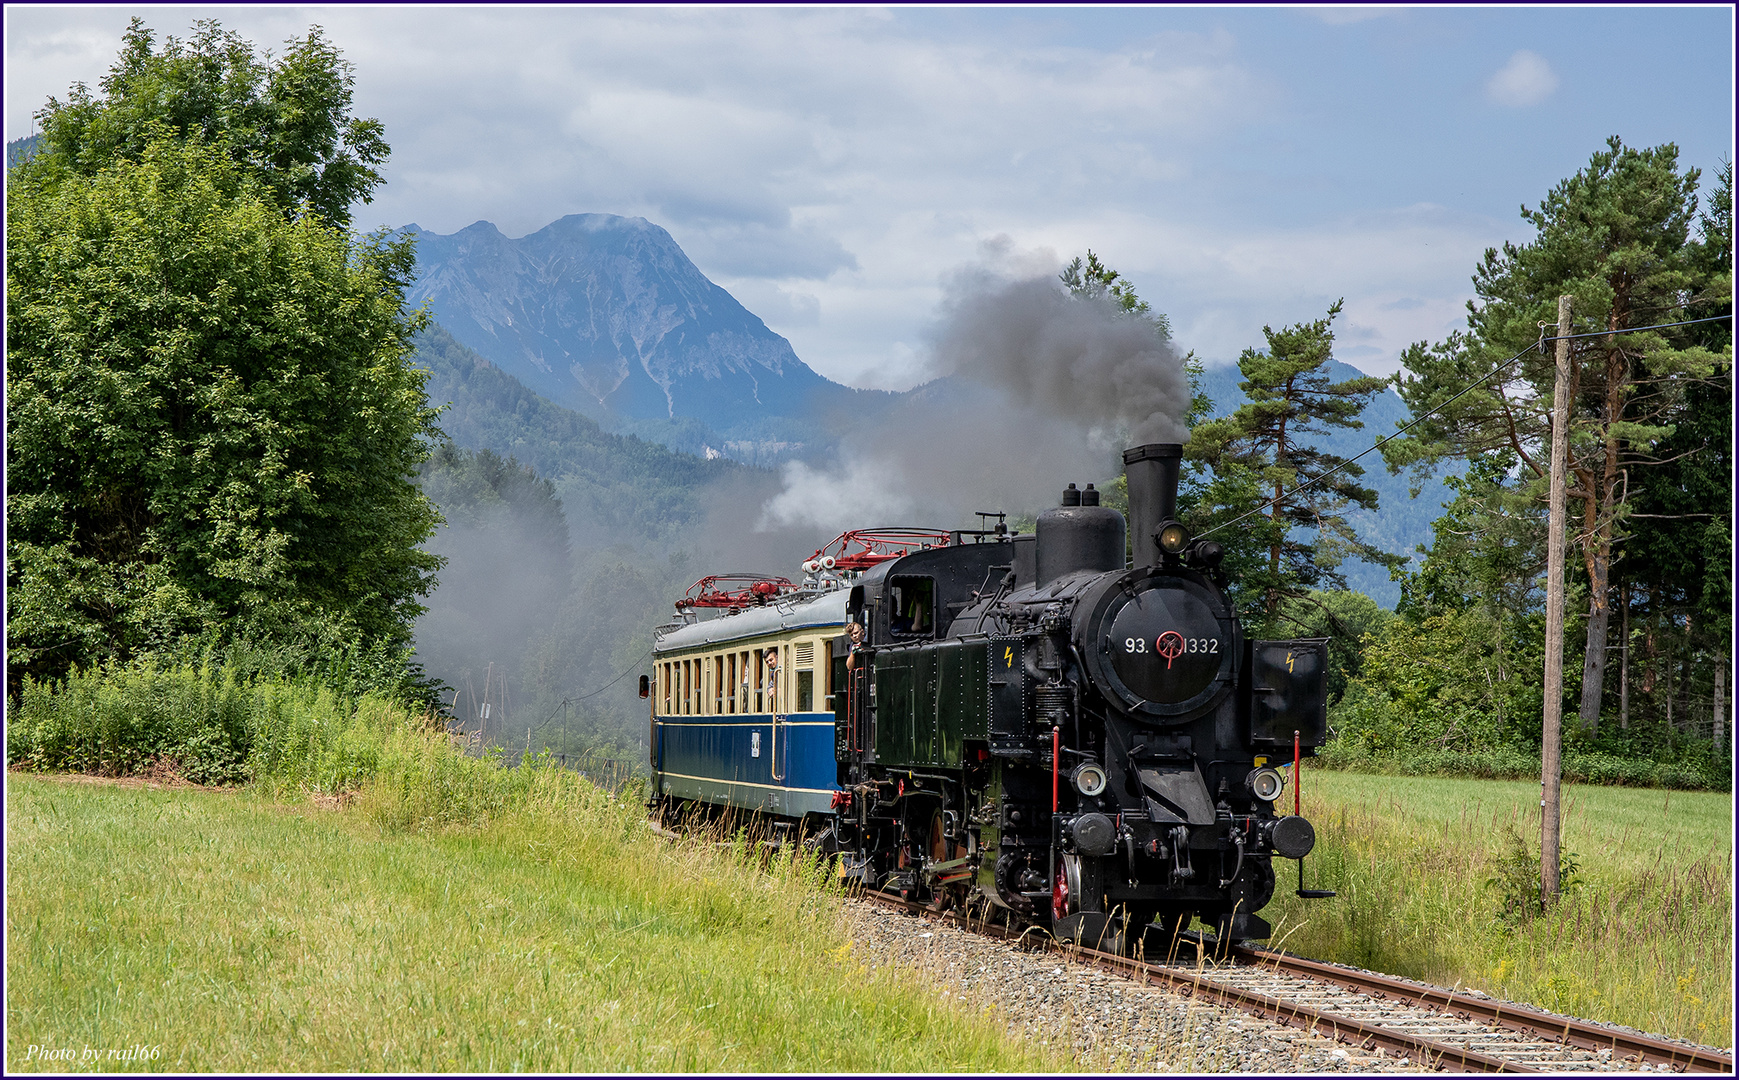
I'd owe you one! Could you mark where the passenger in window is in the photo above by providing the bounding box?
[891,593,926,636]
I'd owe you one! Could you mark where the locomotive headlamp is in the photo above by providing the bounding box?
[1157,521,1192,555]
[1246,766,1284,803]
[1071,763,1109,798]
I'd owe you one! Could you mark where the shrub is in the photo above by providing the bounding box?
[1313,738,1731,792]
[7,663,253,783]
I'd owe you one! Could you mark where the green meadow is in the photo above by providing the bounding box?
[5,772,1060,1073]
[1259,767,1734,1048]
[7,666,1731,1066]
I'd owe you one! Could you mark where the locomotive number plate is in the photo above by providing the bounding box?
[1107,589,1223,705]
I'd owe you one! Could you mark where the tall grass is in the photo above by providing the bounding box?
[1261,769,1733,1048]
[6,664,260,783]
[6,665,1068,1072]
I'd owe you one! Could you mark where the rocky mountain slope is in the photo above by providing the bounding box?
[403,214,887,461]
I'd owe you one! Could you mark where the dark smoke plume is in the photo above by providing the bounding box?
[751,248,1192,536]
[932,263,1192,445]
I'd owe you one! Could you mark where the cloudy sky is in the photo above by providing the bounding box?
[7,5,1732,389]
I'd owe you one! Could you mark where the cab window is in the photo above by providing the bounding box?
[888,576,936,638]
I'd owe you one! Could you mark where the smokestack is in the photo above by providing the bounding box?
[1123,443,1183,569]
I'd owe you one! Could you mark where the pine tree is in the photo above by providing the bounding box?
[1385,138,1731,732]
[1189,300,1404,630]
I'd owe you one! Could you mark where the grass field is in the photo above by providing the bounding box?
[1258,767,1734,1048]
[5,774,1062,1073]
[8,661,1731,1066]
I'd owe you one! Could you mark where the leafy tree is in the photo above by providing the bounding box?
[1061,250,1172,338]
[6,137,440,699]
[1386,138,1731,732]
[28,17,387,227]
[1331,607,1544,756]
[1188,301,1405,631]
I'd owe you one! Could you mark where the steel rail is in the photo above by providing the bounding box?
[857,891,1531,1073]
[1231,942,1734,1074]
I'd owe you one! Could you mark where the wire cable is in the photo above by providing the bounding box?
[1196,312,1733,540]
[521,649,653,736]
[574,650,652,701]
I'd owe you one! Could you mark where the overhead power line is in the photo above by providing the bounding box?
[523,649,654,736]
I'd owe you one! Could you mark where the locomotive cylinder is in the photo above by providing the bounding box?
[1035,483,1126,587]
[1122,443,1184,569]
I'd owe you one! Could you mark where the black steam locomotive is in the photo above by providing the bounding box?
[647,442,1330,954]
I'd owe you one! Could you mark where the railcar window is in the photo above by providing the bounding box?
[797,670,814,712]
[749,648,758,713]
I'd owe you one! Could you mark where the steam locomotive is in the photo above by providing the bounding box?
[646,442,1331,954]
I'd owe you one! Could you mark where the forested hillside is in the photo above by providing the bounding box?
[413,322,746,548]
[409,323,763,756]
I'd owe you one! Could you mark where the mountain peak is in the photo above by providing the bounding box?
[405,214,838,430]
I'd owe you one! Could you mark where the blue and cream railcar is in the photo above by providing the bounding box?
[648,589,848,821]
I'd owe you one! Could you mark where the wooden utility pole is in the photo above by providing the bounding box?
[1541,295,1572,905]
[1714,654,1726,751]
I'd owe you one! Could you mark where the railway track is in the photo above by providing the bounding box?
[858,890,1733,1074]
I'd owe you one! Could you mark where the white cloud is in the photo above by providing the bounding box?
[1485,50,1559,108]
[1307,7,1401,26]
[16,8,1700,396]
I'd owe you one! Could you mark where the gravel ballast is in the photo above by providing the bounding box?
[841,899,1418,1073]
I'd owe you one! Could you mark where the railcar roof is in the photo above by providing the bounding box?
[654,585,849,653]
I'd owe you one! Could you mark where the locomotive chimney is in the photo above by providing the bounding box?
[1123,443,1184,569]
